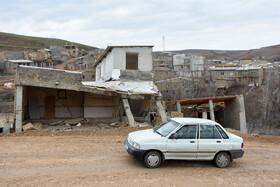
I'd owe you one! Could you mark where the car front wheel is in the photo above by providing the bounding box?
[215,152,230,168]
[143,151,162,168]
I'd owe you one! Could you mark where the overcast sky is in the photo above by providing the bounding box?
[0,0,279,51]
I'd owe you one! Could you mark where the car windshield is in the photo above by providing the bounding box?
[153,120,180,137]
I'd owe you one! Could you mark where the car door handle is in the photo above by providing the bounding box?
[190,141,195,143]
[216,141,221,143]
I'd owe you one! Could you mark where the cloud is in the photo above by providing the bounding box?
[0,0,279,50]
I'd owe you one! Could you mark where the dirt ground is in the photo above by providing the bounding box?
[0,127,280,187]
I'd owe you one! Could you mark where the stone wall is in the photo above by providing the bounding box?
[16,66,82,86]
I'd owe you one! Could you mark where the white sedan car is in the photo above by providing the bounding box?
[125,118,244,168]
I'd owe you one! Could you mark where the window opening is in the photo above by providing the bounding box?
[126,52,138,70]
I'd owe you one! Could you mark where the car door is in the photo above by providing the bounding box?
[197,124,225,160]
[165,125,198,160]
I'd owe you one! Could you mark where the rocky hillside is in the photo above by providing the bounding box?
[0,32,97,51]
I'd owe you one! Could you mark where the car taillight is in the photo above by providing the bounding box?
[241,142,244,148]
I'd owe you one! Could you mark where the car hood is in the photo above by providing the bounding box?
[128,129,162,143]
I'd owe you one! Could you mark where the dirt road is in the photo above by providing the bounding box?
[1,127,280,186]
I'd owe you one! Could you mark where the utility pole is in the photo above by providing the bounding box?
[163,36,165,51]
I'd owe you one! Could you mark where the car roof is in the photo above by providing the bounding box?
[170,117,219,126]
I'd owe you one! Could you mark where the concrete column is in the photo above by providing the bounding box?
[122,99,136,127]
[202,112,207,119]
[238,95,247,133]
[15,86,23,133]
[209,100,215,121]
[176,101,181,113]
[156,100,167,122]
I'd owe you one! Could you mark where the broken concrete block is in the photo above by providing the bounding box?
[3,123,11,133]
[34,122,43,129]
[22,123,35,131]
[49,120,64,126]
[110,122,127,128]
[137,122,151,128]
[170,112,184,118]
[64,118,84,125]
[121,116,128,124]
[97,123,111,129]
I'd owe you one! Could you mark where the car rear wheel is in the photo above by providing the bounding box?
[215,152,230,168]
[143,151,162,168]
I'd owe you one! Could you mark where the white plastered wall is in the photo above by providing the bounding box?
[112,47,152,71]
[84,93,119,118]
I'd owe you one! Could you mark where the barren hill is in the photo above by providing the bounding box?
[166,44,280,61]
[0,32,97,51]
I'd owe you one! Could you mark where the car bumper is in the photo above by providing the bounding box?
[230,149,244,159]
[125,139,145,160]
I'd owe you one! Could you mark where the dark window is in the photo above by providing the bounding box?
[221,71,224,75]
[176,125,197,139]
[199,124,222,139]
[126,52,138,70]
[239,77,242,81]
[215,125,229,139]
[57,90,67,99]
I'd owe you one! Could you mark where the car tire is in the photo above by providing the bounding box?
[143,151,162,168]
[214,152,231,168]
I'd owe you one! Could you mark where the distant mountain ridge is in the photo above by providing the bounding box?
[163,44,280,61]
[1,32,279,61]
[0,32,97,51]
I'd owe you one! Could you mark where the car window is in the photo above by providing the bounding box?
[176,125,197,139]
[215,125,229,139]
[153,120,180,137]
[199,124,222,139]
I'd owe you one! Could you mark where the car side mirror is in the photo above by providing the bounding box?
[170,133,178,139]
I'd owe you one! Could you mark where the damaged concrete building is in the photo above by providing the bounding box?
[166,95,247,133]
[14,46,166,132]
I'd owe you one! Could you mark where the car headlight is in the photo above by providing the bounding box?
[133,142,140,149]
[128,137,140,149]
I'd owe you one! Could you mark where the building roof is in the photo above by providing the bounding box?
[7,60,33,63]
[155,77,192,83]
[166,95,238,106]
[15,66,159,99]
[18,65,82,74]
[236,66,262,70]
[93,45,153,67]
[82,80,159,95]
[208,66,238,71]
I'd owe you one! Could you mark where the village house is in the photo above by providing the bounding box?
[13,45,167,132]
[208,64,272,88]
[155,77,193,100]
[209,65,238,88]
[0,60,34,74]
[173,54,204,78]
[24,49,50,62]
[235,66,263,86]
[63,43,79,57]
[152,52,176,81]
[24,49,53,68]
